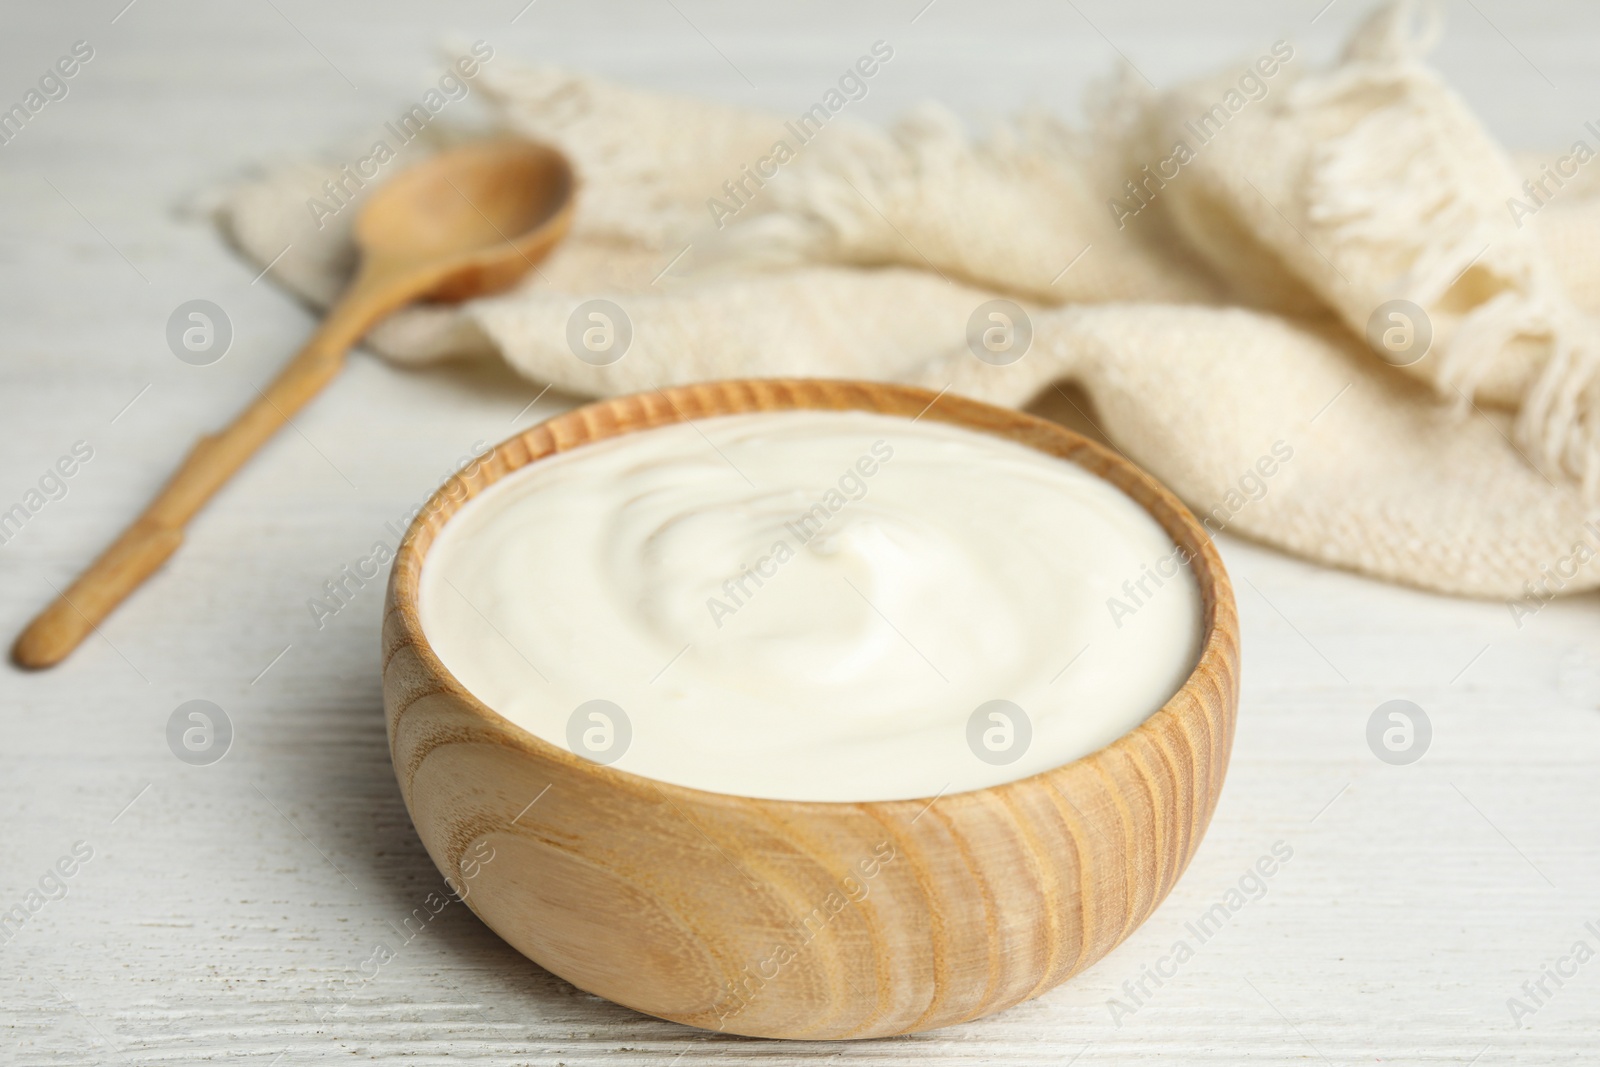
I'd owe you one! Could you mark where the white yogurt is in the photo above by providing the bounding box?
[419,410,1202,802]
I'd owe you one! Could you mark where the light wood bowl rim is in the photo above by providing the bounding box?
[386,378,1234,814]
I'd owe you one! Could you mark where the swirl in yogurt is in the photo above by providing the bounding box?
[420,410,1202,801]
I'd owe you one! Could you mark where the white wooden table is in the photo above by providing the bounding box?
[3,2,1597,1063]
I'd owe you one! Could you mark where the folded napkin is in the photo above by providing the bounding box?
[220,0,1600,606]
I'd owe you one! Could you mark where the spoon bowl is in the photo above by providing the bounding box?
[356,138,575,301]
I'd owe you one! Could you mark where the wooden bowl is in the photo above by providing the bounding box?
[382,379,1239,1040]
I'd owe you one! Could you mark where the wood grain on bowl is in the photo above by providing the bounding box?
[381,379,1240,1040]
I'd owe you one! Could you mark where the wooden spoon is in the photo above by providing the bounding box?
[12,139,576,669]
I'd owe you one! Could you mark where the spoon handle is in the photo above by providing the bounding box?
[12,271,404,669]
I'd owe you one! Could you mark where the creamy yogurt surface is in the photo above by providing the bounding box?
[419,410,1202,802]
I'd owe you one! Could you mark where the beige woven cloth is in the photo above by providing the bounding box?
[221,0,1600,608]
